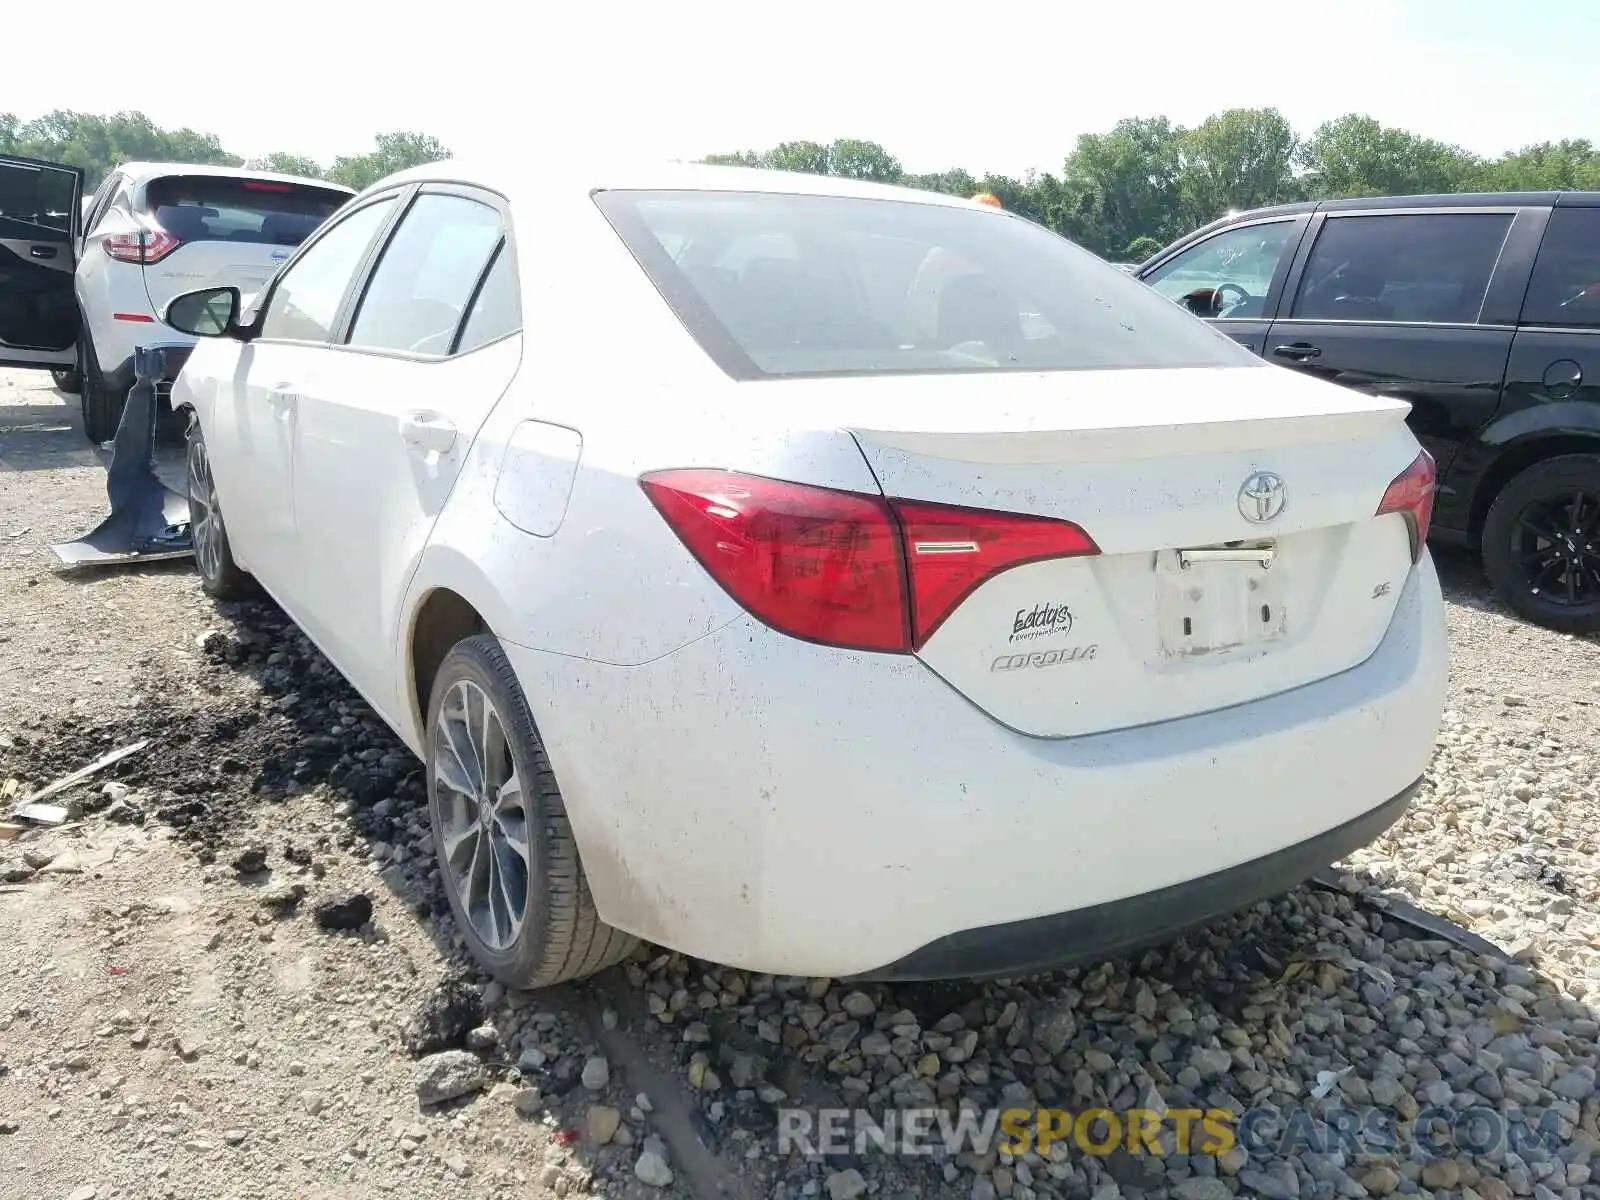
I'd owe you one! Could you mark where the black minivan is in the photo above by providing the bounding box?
[1138,192,1600,633]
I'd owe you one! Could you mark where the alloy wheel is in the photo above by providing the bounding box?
[432,679,530,951]
[187,434,223,582]
[1511,489,1600,607]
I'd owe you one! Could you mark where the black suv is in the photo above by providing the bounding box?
[1137,192,1600,633]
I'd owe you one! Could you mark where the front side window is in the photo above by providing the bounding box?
[1521,208,1600,328]
[347,194,504,356]
[1291,212,1513,325]
[84,173,120,235]
[1143,222,1295,318]
[595,189,1256,380]
[260,197,396,343]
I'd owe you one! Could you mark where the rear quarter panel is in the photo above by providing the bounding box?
[398,186,885,742]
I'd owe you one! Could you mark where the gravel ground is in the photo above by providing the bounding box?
[1,369,1597,1200]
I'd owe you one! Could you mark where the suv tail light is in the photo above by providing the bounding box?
[639,469,1099,653]
[102,228,181,265]
[1376,449,1436,563]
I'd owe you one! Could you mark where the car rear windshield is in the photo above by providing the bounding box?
[593,189,1256,380]
[145,176,350,248]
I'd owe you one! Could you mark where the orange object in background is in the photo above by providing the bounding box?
[972,192,1003,208]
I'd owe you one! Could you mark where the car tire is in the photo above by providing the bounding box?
[185,413,252,599]
[78,343,125,445]
[52,367,82,394]
[1482,453,1600,634]
[425,634,638,989]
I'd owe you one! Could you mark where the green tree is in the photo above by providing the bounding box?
[1125,236,1164,261]
[328,131,450,191]
[761,140,832,176]
[1481,139,1600,191]
[0,110,241,187]
[702,150,763,168]
[901,167,979,197]
[245,152,327,180]
[1298,114,1480,199]
[1060,117,1187,257]
[701,138,901,183]
[1177,107,1300,228]
[826,139,902,182]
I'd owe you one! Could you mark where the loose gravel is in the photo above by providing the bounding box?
[1,374,1597,1199]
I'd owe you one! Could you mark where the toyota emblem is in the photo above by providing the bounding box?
[1238,471,1287,523]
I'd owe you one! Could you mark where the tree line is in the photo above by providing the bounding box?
[0,110,448,193]
[6,107,1598,262]
[706,110,1600,260]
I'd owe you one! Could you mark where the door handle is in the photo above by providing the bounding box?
[400,411,458,454]
[1272,342,1322,361]
[30,245,57,260]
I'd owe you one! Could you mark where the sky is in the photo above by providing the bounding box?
[5,0,1599,177]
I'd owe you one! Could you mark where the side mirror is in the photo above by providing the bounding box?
[166,287,242,338]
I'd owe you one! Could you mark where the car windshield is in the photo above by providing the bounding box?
[594,189,1257,380]
[146,176,351,247]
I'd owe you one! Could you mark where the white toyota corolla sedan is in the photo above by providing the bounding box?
[164,160,1448,989]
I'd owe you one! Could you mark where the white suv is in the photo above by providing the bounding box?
[0,155,353,441]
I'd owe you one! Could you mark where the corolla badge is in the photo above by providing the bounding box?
[1238,471,1287,523]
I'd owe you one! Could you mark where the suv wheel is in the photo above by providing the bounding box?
[79,344,126,445]
[1482,453,1600,633]
[52,367,82,394]
[185,414,251,598]
[425,634,637,989]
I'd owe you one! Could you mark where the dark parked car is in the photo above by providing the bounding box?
[1137,191,1600,633]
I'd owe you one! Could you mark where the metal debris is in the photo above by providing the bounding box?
[17,740,149,808]
[12,803,69,827]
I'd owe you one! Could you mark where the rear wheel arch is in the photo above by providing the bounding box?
[1470,432,1600,543]
[407,587,489,744]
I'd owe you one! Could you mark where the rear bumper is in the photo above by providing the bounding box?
[501,554,1447,979]
[853,778,1418,981]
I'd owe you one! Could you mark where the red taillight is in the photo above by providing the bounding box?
[102,229,181,264]
[1376,449,1436,563]
[640,469,910,652]
[243,181,292,192]
[639,469,1100,653]
[895,499,1098,645]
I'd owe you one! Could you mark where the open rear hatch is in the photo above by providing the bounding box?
[827,365,1431,738]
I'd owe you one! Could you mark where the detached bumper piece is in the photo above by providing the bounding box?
[52,343,194,568]
[851,779,1421,982]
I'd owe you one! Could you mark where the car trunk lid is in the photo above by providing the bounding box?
[808,364,1424,738]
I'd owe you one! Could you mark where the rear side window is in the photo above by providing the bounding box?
[145,175,350,248]
[455,242,521,353]
[346,193,504,356]
[1521,208,1600,328]
[594,189,1255,379]
[1291,213,1512,325]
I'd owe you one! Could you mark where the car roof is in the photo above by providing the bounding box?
[115,161,355,194]
[358,157,994,211]
[1211,189,1600,228]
